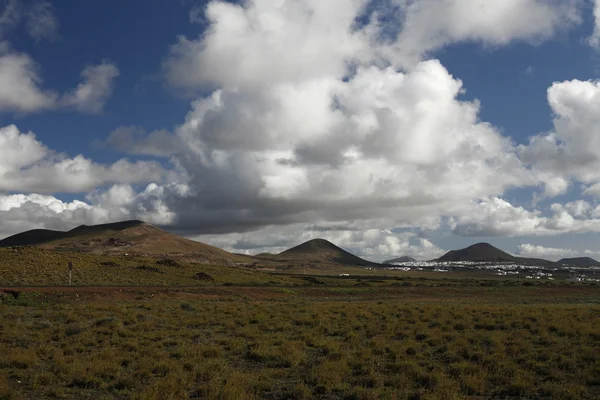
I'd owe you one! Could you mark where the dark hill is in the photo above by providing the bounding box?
[0,229,68,247]
[67,220,145,236]
[437,243,515,262]
[0,220,147,248]
[437,243,554,266]
[558,257,600,267]
[0,220,251,265]
[383,256,417,264]
[274,239,378,267]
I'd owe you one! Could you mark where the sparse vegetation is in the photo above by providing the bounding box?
[1,228,599,399]
[0,285,599,399]
[0,248,296,286]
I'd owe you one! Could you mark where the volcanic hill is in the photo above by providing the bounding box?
[557,257,600,267]
[256,238,379,268]
[0,220,250,265]
[383,256,417,264]
[436,243,554,266]
[437,243,515,262]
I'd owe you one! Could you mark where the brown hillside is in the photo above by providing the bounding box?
[437,243,555,266]
[1,221,251,266]
[259,239,379,267]
[0,229,68,247]
[437,243,515,263]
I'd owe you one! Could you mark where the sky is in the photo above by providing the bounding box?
[4,0,600,262]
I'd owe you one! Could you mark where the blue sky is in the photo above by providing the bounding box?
[3,0,600,261]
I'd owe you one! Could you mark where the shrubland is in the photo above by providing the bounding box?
[1,284,599,399]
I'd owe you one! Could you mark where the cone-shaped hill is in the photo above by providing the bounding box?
[261,238,379,267]
[0,220,250,265]
[0,228,68,248]
[436,243,554,266]
[383,256,417,264]
[437,243,515,262]
[557,257,600,267]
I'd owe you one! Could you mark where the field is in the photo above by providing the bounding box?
[0,248,296,287]
[1,282,600,400]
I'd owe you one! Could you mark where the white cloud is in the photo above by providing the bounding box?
[0,125,166,193]
[159,58,538,233]
[0,0,58,41]
[0,46,119,114]
[0,0,20,38]
[5,0,600,255]
[0,193,91,238]
[166,0,578,89]
[385,0,581,66]
[517,244,577,261]
[25,1,58,41]
[583,182,600,198]
[193,223,445,262]
[449,197,600,237]
[450,197,547,237]
[520,79,600,189]
[61,62,119,114]
[0,180,194,240]
[590,0,600,48]
[565,199,592,218]
[136,0,590,236]
[0,46,58,112]
[165,0,369,90]
[104,126,181,157]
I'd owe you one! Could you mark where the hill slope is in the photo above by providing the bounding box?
[0,221,147,248]
[260,238,379,267]
[436,243,554,266]
[437,243,515,262]
[0,220,250,266]
[0,229,68,247]
[558,257,600,267]
[383,256,417,264]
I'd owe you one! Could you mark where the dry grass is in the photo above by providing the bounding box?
[0,248,296,287]
[0,285,599,399]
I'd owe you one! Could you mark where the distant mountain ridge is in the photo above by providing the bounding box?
[383,256,417,264]
[437,243,515,262]
[557,257,600,267]
[0,220,146,248]
[0,220,250,265]
[258,238,379,267]
[436,243,555,266]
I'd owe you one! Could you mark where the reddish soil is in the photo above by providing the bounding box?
[0,285,293,302]
[1,284,599,306]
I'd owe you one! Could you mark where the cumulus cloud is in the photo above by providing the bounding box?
[0,125,166,193]
[449,198,600,237]
[0,0,20,38]
[517,244,577,261]
[520,79,600,194]
[0,47,119,114]
[384,0,581,66]
[123,0,592,238]
[154,58,539,234]
[0,181,191,239]
[25,1,58,41]
[0,0,58,41]
[61,62,119,114]
[192,224,445,262]
[590,0,600,48]
[165,0,369,90]
[4,0,599,255]
[0,46,58,112]
[165,0,579,89]
[0,0,115,115]
[103,126,182,157]
[0,193,91,238]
